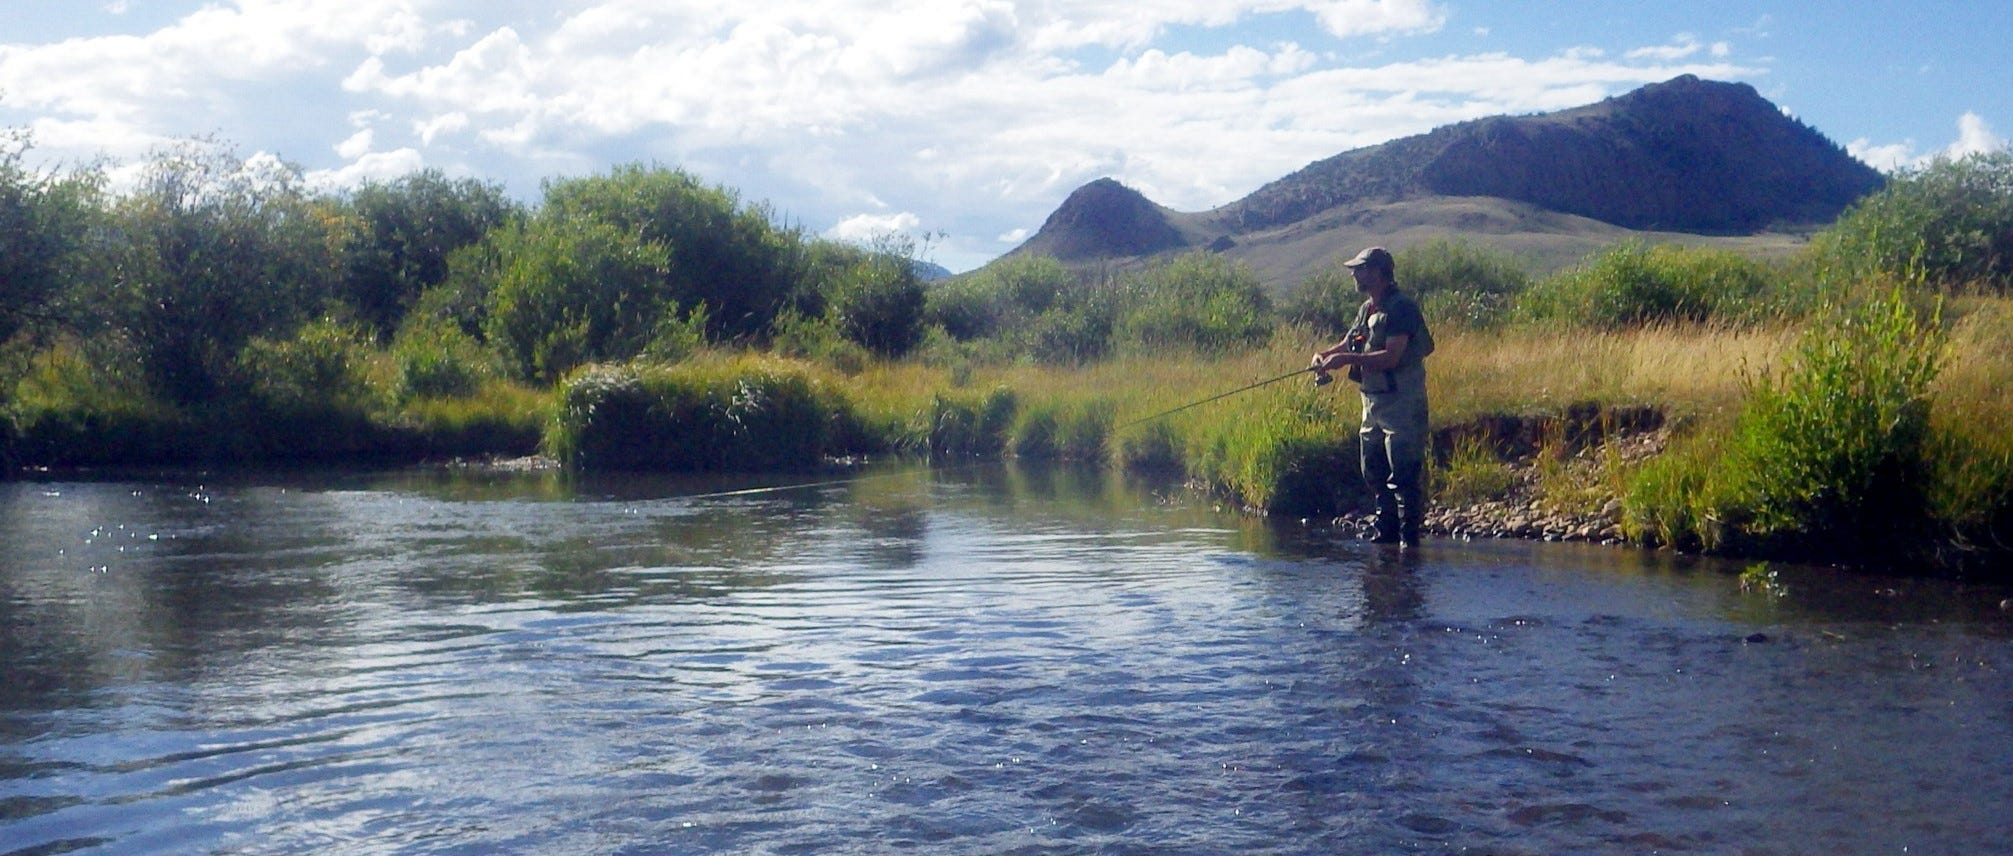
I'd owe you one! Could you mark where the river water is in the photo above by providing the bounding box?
[2,463,2009,854]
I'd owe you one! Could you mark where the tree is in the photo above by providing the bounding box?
[482,216,674,383]
[0,132,102,347]
[99,139,340,403]
[541,164,808,339]
[337,169,518,338]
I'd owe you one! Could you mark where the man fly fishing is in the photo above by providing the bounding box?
[1312,246,1434,546]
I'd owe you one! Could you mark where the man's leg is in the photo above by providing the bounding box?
[1359,417,1400,542]
[1384,392,1430,544]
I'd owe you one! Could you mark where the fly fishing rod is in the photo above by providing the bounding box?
[1114,365,1330,431]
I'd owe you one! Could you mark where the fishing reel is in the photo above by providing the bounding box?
[1313,368,1334,386]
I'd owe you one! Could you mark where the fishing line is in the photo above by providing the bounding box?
[674,457,999,502]
[1112,366,1323,431]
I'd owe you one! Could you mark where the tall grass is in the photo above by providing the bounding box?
[1924,300,2013,560]
[1425,322,1793,425]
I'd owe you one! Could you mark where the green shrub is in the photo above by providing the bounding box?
[768,307,870,374]
[925,254,1076,340]
[1727,289,1941,553]
[1519,242,1785,328]
[393,320,499,400]
[826,247,926,357]
[549,360,845,472]
[540,164,809,342]
[238,319,377,405]
[1287,239,1531,333]
[643,303,712,364]
[925,256,1116,364]
[233,319,390,459]
[1117,252,1272,354]
[1024,301,1117,364]
[1808,151,2013,293]
[482,216,675,383]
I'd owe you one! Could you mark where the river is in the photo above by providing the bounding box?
[3,463,2009,854]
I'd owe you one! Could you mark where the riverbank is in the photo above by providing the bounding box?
[1325,427,1665,546]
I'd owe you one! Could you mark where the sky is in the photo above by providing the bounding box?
[3,1,2008,273]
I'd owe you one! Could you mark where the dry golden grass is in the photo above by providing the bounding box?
[831,322,1806,445]
[1423,323,1795,426]
[1931,299,2013,451]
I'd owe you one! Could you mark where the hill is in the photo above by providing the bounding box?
[998,76,1884,286]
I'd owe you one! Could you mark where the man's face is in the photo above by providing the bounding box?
[1352,264,1378,293]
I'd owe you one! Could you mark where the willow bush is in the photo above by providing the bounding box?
[1808,151,2013,293]
[234,319,387,460]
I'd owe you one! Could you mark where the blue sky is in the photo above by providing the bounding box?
[3,1,2005,272]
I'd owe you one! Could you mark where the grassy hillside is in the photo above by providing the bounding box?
[1181,195,1815,291]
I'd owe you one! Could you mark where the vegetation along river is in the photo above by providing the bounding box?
[2,463,2009,854]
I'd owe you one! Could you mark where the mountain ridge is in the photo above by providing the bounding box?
[1000,76,1884,285]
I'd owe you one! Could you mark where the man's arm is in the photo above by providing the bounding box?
[1315,333,1409,372]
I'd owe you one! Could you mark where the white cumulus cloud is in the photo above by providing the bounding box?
[828,210,924,244]
[1850,111,2008,173]
[3,0,1785,272]
[1947,111,2008,159]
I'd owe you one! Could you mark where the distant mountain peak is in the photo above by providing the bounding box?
[1011,177,1187,261]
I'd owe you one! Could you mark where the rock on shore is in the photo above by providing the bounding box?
[1332,428,1666,545]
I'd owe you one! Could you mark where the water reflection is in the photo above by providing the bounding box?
[3,466,2010,854]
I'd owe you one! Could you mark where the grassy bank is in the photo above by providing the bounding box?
[6,296,2009,578]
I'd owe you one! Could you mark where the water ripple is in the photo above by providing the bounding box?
[3,474,2010,854]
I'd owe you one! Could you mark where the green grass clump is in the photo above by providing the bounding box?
[929,385,1018,461]
[1184,383,1360,516]
[397,380,550,459]
[547,357,846,471]
[1011,399,1111,462]
[1435,434,1519,507]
